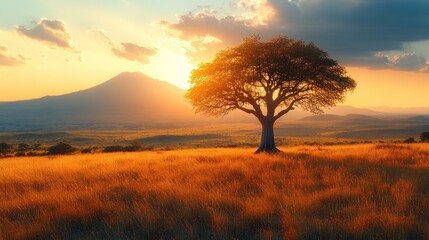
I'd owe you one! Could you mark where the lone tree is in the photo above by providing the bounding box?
[187,36,356,153]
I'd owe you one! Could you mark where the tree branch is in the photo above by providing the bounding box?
[273,97,305,121]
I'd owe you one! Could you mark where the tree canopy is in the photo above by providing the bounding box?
[420,132,429,142]
[187,36,356,153]
[47,142,76,155]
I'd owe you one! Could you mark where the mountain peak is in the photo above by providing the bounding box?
[88,72,174,94]
[115,71,151,79]
[106,72,154,84]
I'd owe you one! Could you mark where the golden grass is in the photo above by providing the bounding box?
[1,144,428,239]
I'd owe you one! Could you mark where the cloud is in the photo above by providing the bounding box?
[274,0,429,56]
[89,29,157,64]
[0,45,26,66]
[231,0,275,26]
[88,29,113,45]
[111,43,157,64]
[158,9,263,63]
[335,51,429,73]
[382,53,429,72]
[160,0,429,72]
[16,18,75,50]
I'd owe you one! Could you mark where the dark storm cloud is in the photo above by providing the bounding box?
[161,0,429,71]
[276,0,429,55]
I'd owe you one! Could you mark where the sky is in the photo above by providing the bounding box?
[1,0,429,108]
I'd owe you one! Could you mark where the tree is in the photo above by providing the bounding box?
[47,142,76,155]
[187,36,356,153]
[420,132,429,142]
[18,143,30,151]
[0,142,12,156]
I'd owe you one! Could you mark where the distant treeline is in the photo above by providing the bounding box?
[1,131,429,157]
[0,141,157,157]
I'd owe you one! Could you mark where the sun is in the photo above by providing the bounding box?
[145,47,195,90]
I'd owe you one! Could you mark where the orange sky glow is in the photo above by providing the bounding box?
[1,0,428,108]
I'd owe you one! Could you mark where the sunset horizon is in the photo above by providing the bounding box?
[1,1,429,239]
[1,0,429,108]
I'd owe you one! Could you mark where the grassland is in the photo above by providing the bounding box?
[2,114,428,149]
[1,144,428,239]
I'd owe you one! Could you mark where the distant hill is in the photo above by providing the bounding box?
[0,72,201,130]
[371,106,429,115]
[1,71,428,132]
[300,114,380,122]
[300,114,344,121]
[323,105,383,116]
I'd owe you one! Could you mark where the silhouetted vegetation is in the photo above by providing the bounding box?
[404,137,415,143]
[102,142,142,153]
[420,132,429,142]
[15,151,26,157]
[0,143,12,157]
[81,147,94,154]
[102,145,125,153]
[187,36,356,153]
[32,143,42,150]
[47,142,76,155]
[27,151,40,157]
[17,143,30,151]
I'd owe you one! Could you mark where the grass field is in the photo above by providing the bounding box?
[1,144,428,239]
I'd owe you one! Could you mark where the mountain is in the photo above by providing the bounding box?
[301,114,380,122]
[0,72,202,130]
[0,71,427,132]
[300,114,345,122]
[323,105,384,116]
[370,106,429,115]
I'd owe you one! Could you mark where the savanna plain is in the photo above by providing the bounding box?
[1,143,428,239]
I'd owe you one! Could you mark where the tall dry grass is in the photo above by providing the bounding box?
[0,144,428,239]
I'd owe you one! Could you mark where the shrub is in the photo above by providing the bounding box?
[142,145,154,151]
[17,143,30,151]
[404,137,415,143]
[47,142,76,155]
[27,151,39,156]
[102,145,125,153]
[162,146,175,151]
[32,143,42,150]
[124,141,142,152]
[420,132,429,142]
[103,142,143,153]
[81,147,94,154]
[0,142,12,156]
[15,151,26,157]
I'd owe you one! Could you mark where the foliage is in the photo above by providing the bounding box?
[15,151,26,157]
[102,145,125,153]
[404,137,415,143]
[0,144,428,239]
[126,141,142,152]
[32,143,42,150]
[187,36,356,117]
[17,143,30,151]
[187,36,356,152]
[47,142,76,155]
[102,142,142,153]
[420,132,429,142]
[0,142,12,156]
[81,147,94,154]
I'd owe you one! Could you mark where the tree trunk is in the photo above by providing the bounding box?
[255,119,280,153]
